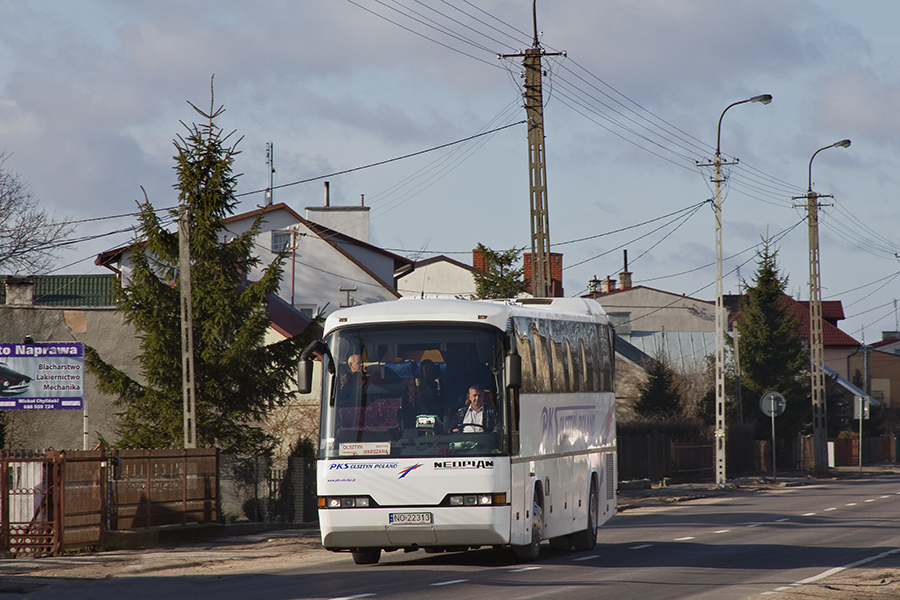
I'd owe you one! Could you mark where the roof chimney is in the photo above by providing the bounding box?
[324,181,330,207]
[619,249,633,289]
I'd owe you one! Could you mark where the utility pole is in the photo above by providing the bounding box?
[796,139,850,475]
[696,93,772,488]
[179,205,197,449]
[806,186,829,474]
[500,1,563,297]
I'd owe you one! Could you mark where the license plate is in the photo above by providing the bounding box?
[389,512,433,525]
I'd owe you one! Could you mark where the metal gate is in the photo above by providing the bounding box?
[0,451,63,558]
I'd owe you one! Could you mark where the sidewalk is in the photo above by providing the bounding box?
[617,464,900,510]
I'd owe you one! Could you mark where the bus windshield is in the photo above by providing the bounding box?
[319,323,507,459]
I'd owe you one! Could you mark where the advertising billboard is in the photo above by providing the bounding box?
[0,342,84,410]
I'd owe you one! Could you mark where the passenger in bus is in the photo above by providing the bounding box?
[450,386,500,433]
[415,359,442,416]
[340,354,362,389]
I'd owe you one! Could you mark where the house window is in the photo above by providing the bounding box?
[272,231,292,253]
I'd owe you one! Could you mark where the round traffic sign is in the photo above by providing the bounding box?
[760,391,786,417]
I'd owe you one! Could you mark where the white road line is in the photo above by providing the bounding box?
[573,555,601,561]
[775,518,790,522]
[746,523,762,528]
[802,512,816,516]
[431,579,469,586]
[713,529,730,534]
[865,499,876,503]
[674,536,695,541]
[761,546,900,597]
[824,508,837,511]
[629,544,653,550]
[509,566,541,572]
[846,502,857,506]
[881,495,890,499]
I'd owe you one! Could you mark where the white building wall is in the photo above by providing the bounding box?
[397,261,477,298]
[595,287,716,333]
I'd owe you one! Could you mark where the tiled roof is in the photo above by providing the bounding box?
[726,292,859,348]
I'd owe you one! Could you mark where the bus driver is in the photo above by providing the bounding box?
[450,386,500,433]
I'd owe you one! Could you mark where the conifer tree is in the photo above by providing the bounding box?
[635,355,682,418]
[86,93,315,453]
[732,239,809,439]
[473,243,527,299]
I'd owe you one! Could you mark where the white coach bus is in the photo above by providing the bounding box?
[298,297,617,564]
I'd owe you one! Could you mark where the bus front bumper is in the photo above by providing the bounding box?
[320,506,511,550]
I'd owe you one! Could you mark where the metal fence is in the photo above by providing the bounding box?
[219,454,317,524]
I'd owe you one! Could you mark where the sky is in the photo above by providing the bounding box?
[1,1,899,344]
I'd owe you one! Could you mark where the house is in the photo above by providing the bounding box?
[396,255,479,299]
[845,332,900,408]
[585,274,717,373]
[724,293,861,379]
[96,200,412,320]
[0,274,314,452]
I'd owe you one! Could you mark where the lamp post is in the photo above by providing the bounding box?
[709,94,772,488]
[806,139,851,475]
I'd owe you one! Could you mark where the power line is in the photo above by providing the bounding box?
[233,120,524,199]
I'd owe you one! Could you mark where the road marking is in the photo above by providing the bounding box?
[331,595,376,600]
[846,503,857,506]
[573,555,601,561]
[775,518,790,522]
[761,546,900,596]
[629,544,652,550]
[431,579,469,586]
[674,536,695,541]
[713,529,730,534]
[881,495,890,499]
[824,507,837,511]
[802,512,816,516]
[746,523,762,528]
[865,499,876,503]
[509,566,541,572]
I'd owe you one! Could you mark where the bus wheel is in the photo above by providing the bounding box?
[513,497,543,561]
[549,535,572,551]
[572,483,598,551]
[351,548,382,565]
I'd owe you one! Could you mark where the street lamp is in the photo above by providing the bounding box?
[806,139,851,475]
[710,94,772,488]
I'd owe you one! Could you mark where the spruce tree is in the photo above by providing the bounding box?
[733,239,809,439]
[86,95,315,453]
[473,243,527,299]
[634,355,682,418]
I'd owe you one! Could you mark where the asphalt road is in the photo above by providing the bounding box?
[3,475,900,600]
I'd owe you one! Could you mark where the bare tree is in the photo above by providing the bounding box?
[0,152,74,274]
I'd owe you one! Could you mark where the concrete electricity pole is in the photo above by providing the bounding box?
[697,94,771,487]
[179,205,197,449]
[501,1,562,297]
[798,139,851,474]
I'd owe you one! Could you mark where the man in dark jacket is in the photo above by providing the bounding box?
[450,385,500,433]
